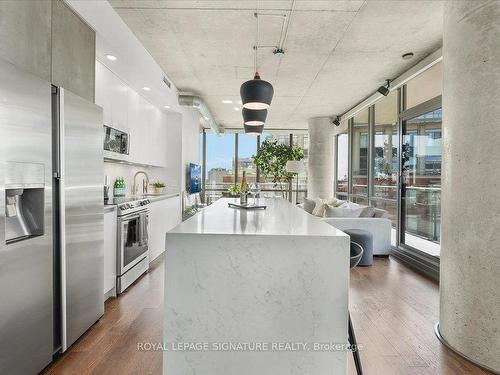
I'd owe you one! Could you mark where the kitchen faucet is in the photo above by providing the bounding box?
[133,171,150,196]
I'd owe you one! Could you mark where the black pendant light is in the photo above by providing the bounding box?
[244,124,264,136]
[240,9,274,110]
[240,73,274,110]
[242,107,267,126]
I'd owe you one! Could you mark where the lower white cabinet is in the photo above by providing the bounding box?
[149,196,181,262]
[104,209,117,297]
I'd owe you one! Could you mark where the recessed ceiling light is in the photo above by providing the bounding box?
[222,100,233,104]
[142,87,151,91]
[164,105,170,109]
[402,52,414,60]
[105,54,117,61]
[234,107,240,111]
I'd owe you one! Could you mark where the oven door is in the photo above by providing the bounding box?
[118,210,149,275]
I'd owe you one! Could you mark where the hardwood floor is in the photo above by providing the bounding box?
[42,256,492,375]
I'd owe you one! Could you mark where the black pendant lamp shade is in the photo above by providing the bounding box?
[242,107,267,126]
[244,124,264,136]
[240,72,274,110]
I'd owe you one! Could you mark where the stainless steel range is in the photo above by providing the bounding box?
[116,198,150,294]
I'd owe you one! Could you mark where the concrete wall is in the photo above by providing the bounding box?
[439,1,500,372]
[0,0,95,102]
[308,117,334,198]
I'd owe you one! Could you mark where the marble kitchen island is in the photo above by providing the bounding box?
[164,198,350,375]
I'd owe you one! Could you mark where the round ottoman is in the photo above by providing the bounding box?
[344,229,373,266]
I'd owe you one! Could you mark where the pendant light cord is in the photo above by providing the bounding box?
[254,0,260,74]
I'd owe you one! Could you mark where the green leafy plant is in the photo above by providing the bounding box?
[227,183,241,195]
[152,181,166,188]
[252,139,304,198]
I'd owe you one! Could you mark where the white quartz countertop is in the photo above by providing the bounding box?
[168,198,347,237]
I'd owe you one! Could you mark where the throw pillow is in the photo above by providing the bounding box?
[312,198,337,217]
[360,206,376,218]
[303,197,316,214]
[333,199,346,207]
[324,205,363,218]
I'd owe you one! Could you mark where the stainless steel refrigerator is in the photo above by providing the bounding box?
[0,58,104,375]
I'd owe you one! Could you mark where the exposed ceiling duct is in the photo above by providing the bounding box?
[178,95,222,135]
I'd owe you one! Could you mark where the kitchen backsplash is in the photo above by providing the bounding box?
[104,161,180,197]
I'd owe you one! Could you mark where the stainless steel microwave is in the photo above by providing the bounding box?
[103,125,129,155]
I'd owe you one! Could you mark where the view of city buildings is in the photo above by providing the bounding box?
[202,132,308,205]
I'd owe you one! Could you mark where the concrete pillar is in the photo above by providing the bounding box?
[439,1,500,373]
[308,117,334,198]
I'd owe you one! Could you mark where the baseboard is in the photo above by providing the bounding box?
[104,287,116,301]
[390,245,439,282]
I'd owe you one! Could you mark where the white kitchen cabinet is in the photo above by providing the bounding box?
[95,61,128,131]
[104,208,117,298]
[96,60,168,167]
[127,89,144,164]
[95,62,112,126]
[149,196,181,262]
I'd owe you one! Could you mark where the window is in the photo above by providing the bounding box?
[202,131,308,204]
[334,60,443,259]
[336,131,349,199]
[351,109,369,204]
[204,132,235,204]
[292,134,309,203]
[259,132,291,199]
[372,91,398,227]
[237,133,258,184]
[402,108,442,254]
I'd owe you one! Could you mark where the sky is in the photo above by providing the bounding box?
[202,133,262,172]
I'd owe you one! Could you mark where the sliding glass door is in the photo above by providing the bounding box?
[401,106,442,256]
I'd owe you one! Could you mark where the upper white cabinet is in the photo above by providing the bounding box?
[95,61,128,131]
[96,61,168,167]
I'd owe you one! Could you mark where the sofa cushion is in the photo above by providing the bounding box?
[360,206,376,217]
[373,208,389,218]
[303,197,316,214]
[324,204,363,218]
[331,199,347,207]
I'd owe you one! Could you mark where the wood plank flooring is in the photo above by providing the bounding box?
[41,256,492,375]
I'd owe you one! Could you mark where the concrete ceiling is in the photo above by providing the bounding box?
[109,0,443,130]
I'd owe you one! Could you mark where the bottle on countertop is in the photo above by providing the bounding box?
[114,177,126,197]
[240,171,248,205]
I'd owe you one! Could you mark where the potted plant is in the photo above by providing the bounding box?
[152,181,166,194]
[227,183,241,197]
[252,139,304,199]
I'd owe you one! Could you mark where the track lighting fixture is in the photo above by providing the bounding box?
[377,79,391,96]
[332,116,341,126]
